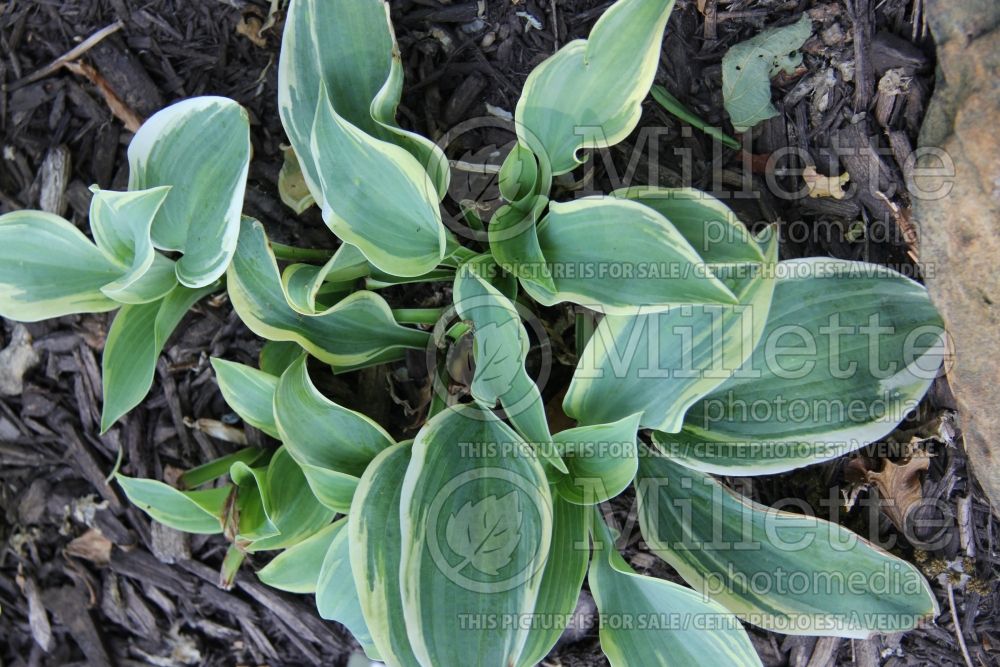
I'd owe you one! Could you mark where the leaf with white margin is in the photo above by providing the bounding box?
[315,517,378,657]
[564,228,778,431]
[515,0,676,175]
[274,354,395,511]
[278,0,449,200]
[101,282,218,432]
[589,509,761,667]
[0,210,121,321]
[521,197,738,314]
[636,451,939,637]
[400,403,552,667]
[311,83,445,277]
[656,257,946,474]
[227,218,430,369]
[128,96,251,288]
[516,496,588,667]
[116,474,230,534]
[553,414,641,505]
[210,358,280,439]
[453,255,566,472]
[258,520,341,594]
[230,447,335,552]
[349,442,422,667]
[90,186,178,304]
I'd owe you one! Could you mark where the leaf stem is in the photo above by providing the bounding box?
[392,307,448,325]
[270,241,335,262]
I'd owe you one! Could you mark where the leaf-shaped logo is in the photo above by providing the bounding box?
[471,318,522,401]
[445,491,523,576]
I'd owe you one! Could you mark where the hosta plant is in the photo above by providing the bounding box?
[0,0,946,665]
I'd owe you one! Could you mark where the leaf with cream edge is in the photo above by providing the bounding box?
[553,414,641,505]
[258,520,342,594]
[453,255,566,473]
[588,509,762,667]
[0,210,121,321]
[520,197,739,314]
[564,225,779,431]
[515,0,676,175]
[116,474,230,534]
[101,283,218,432]
[128,96,251,288]
[349,442,422,667]
[274,355,395,512]
[516,496,589,667]
[227,218,430,369]
[315,517,378,657]
[89,187,178,304]
[211,358,280,439]
[655,257,946,474]
[636,451,939,637]
[400,403,552,667]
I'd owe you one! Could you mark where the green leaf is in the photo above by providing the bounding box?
[516,496,588,667]
[636,452,939,637]
[400,403,552,667]
[259,340,304,377]
[521,197,739,314]
[0,210,121,321]
[258,520,341,594]
[227,218,430,369]
[349,442,422,667]
[721,16,813,132]
[89,186,178,304]
[515,0,676,175]
[128,96,251,287]
[116,474,229,534]
[564,228,778,432]
[179,447,268,489]
[649,86,741,149]
[211,358,280,439]
[274,354,395,511]
[658,257,946,473]
[589,510,761,666]
[101,282,217,432]
[316,517,378,657]
[553,414,641,505]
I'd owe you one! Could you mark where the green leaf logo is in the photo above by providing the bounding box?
[445,491,523,576]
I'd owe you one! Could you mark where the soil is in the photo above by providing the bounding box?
[0,0,997,666]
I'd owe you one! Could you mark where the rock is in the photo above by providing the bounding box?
[914,1,1000,513]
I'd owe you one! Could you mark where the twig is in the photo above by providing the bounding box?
[946,580,975,667]
[9,21,124,91]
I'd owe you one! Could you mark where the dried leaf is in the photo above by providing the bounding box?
[236,15,268,48]
[63,61,143,132]
[0,324,40,396]
[849,454,930,531]
[803,165,850,199]
[66,528,113,566]
[183,417,248,445]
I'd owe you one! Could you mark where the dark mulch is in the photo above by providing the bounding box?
[0,0,997,665]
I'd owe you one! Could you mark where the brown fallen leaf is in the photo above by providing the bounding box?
[0,324,40,396]
[66,528,113,566]
[236,14,268,48]
[844,451,930,532]
[183,417,248,445]
[802,165,850,199]
[63,61,143,132]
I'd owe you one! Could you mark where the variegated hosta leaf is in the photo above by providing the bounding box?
[0,210,121,321]
[488,195,557,294]
[589,510,762,666]
[101,283,218,432]
[657,257,947,474]
[273,355,395,512]
[279,0,448,277]
[259,340,303,376]
[281,243,369,315]
[89,186,177,304]
[116,474,230,534]
[636,452,939,637]
[516,496,588,667]
[230,447,335,552]
[400,403,552,667]
[553,414,641,505]
[520,197,738,314]
[227,218,430,369]
[453,256,565,473]
[128,96,251,288]
[258,520,342,594]
[515,0,676,175]
[349,442,422,667]
[210,358,280,439]
[564,227,779,432]
[316,517,378,657]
